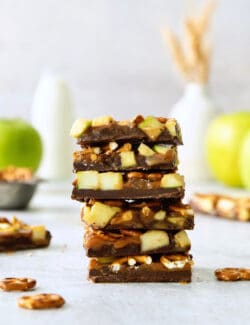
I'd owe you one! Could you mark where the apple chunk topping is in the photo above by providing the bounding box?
[138,143,155,156]
[77,171,123,190]
[153,144,172,154]
[160,173,184,188]
[31,226,46,242]
[83,202,121,228]
[70,118,92,138]
[168,217,185,227]
[174,231,191,248]
[140,230,169,252]
[99,172,123,190]
[165,119,177,137]
[138,116,165,140]
[120,151,136,168]
[77,171,99,189]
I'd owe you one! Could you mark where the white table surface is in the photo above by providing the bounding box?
[1,181,250,325]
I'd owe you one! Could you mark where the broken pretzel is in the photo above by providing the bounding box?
[0,277,36,291]
[18,293,65,309]
[190,193,250,222]
[215,268,250,281]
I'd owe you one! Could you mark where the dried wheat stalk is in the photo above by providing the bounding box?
[163,0,216,84]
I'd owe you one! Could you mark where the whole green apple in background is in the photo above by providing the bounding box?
[206,112,250,187]
[240,131,250,189]
[0,119,43,172]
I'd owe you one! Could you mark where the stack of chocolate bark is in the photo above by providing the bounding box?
[70,115,194,282]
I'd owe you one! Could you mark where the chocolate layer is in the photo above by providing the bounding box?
[77,120,182,145]
[82,200,194,230]
[84,228,191,257]
[73,187,184,201]
[89,254,192,283]
[73,147,178,172]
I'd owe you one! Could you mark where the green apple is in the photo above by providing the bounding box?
[206,112,250,187]
[0,119,43,172]
[240,131,250,189]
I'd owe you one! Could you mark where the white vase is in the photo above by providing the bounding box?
[169,83,218,183]
[31,71,74,180]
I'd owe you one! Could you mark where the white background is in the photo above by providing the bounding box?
[0,0,250,119]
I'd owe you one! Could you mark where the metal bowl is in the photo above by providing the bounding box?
[0,180,39,210]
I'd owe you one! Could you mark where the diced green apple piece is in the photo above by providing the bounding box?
[160,174,184,188]
[83,202,121,228]
[138,143,155,156]
[92,116,114,127]
[77,171,99,189]
[165,119,177,137]
[99,172,123,190]
[153,210,166,221]
[70,118,92,138]
[174,230,191,248]
[168,217,185,227]
[31,225,46,242]
[138,116,164,140]
[120,151,136,168]
[153,144,171,154]
[140,230,169,252]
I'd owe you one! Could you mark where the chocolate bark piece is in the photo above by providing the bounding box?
[82,200,194,230]
[72,171,185,201]
[88,254,193,283]
[75,117,182,145]
[73,146,178,172]
[0,217,51,252]
[190,193,250,222]
[84,228,191,257]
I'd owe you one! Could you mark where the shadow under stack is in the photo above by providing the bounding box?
[70,115,194,283]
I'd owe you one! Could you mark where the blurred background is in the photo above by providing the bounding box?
[1,0,250,119]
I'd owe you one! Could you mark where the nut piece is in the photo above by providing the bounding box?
[134,255,152,265]
[140,230,169,252]
[0,166,33,182]
[109,142,118,151]
[0,277,36,291]
[215,268,250,281]
[160,255,191,270]
[18,293,65,309]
